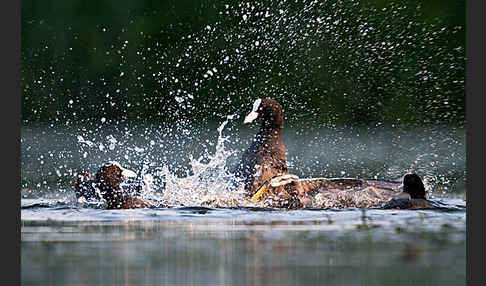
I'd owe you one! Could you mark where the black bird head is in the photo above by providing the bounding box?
[243,98,284,130]
[402,173,426,199]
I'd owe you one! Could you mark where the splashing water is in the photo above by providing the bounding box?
[156,115,253,207]
[72,115,254,208]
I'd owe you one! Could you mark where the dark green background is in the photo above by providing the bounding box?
[21,0,465,126]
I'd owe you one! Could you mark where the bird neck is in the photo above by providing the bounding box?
[256,127,283,144]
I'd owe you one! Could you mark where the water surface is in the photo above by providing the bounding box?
[21,121,466,285]
[21,197,466,286]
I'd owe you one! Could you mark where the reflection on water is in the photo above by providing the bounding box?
[21,200,466,286]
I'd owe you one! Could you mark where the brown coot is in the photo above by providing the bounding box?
[383,173,434,209]
[233,98,289,196]
[74,162,153,209]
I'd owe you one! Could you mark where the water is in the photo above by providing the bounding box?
[21,119,466,285]
[21,198,466,285]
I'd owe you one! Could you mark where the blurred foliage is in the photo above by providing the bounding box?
[21,0,465,126]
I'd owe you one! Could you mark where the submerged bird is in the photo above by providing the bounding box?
[233,98,289,196]
[74,162,154,209]
[235,98,435,209]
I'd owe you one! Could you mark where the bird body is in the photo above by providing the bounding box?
[233,98,289,196]
[74,162,154,209]
[236,98,436,209]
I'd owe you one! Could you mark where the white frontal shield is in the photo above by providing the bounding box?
[243,99,262,124]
